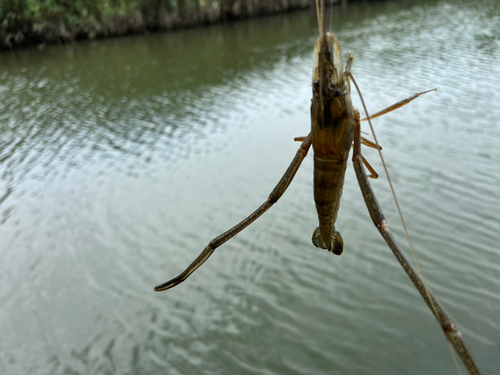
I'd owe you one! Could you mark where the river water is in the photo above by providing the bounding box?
[1,0,499,374]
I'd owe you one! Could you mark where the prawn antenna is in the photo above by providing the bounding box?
[348,72,437,316]
[348,69,470,374]
[348,73,467,374]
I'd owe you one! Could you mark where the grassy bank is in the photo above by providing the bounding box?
[0,0,331,51]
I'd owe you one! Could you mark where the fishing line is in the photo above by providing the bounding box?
[315,0,322,35]
[348,73,463,374]
[449,341,464,375]
[330,0,334,32]
[349,73,436,312]
[317,0,465,371]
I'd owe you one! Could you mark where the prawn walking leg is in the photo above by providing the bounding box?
[155,134,313,291]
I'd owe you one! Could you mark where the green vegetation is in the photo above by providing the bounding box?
[0,0,315,50]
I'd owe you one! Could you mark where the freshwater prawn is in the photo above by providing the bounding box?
[154,1,482,373]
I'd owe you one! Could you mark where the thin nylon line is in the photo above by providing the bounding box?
[349,73,462,374]
[315,0,322,36]
[347,72,459,359]
[449,341,464,375]
[349,73,462,375]
[330,0,333,32]
[316,0,325,128]
[321,0,325,39]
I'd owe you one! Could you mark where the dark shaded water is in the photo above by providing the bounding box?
[1,0,499,374]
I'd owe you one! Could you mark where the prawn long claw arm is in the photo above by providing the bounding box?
[350,72,482,375]
[154,134,313,291]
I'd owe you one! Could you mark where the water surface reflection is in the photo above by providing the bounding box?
[0,0,499,374]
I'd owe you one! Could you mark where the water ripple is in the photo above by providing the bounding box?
[1,1,500,374]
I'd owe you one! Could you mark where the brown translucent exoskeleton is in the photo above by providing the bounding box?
[310,33,354,255]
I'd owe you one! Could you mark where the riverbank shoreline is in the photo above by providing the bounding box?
[0,0,360,52]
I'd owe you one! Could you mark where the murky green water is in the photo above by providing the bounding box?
[1,0,499,374]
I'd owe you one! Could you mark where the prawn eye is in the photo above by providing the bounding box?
[313,80,320,92]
